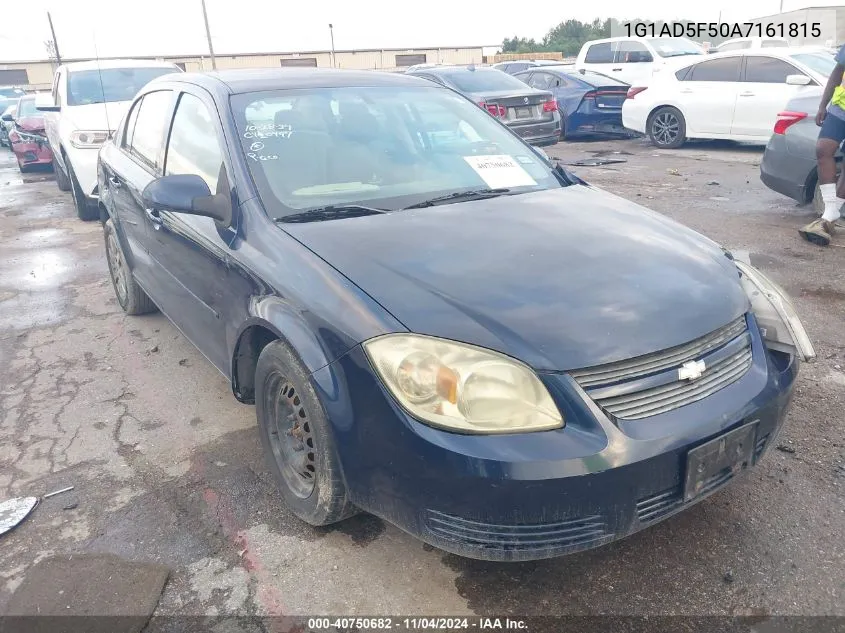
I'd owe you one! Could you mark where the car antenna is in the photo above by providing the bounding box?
[92,31,112,138]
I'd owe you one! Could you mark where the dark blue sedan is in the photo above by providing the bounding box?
[97,68,814,561]
[515,66,630,139]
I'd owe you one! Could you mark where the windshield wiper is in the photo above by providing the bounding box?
[277,204,389,224]
[403,188,511,210]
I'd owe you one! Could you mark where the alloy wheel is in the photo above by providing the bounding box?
[106,230,128,306]
[652,112,680,146]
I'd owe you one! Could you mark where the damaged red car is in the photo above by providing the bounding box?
[3,95,53,173]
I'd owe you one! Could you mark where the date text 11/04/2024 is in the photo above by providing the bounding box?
[624,22,822,39]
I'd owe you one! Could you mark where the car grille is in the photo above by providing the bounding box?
[570,316,752,420]
[424,510,611,552]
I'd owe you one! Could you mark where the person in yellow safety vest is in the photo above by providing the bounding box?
[800,48,845,246]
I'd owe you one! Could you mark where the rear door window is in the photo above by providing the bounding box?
[527,72,552,90]
[584,43,614,63]
[127,90,174,172]
[686,57,742,81]
[614,41,653,64]
[744,56,798,83]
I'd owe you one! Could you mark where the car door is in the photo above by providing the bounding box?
[731,55,807,138]
[43,70,63,163]
[676,56,743,135]
[610,40,655,86]
[145,89,236,373]
[105,90,176,291]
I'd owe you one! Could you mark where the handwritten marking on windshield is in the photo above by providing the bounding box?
[250,141,265,151]
[243,122,293,139]
[247,153,279,162]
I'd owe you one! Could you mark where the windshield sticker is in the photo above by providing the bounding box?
[515,156,534,164]
[463,155,537,189]
[243,122,293,139]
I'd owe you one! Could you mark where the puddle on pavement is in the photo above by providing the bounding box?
[0,248,76,290]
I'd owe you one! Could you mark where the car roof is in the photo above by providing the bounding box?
[59,59,180,72]
[149,68,433,95]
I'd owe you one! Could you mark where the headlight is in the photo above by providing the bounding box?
[363,334,563,434]
[70,130,109,148]
[735,260,815,362]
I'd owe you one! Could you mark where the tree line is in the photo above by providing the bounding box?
[502,19,734,57]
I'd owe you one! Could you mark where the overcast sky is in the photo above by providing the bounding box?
[0,0,839,61]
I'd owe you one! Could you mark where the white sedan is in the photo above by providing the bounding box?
[622,47,836,148]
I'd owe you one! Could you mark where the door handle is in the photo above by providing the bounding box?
[108,175,122,188]
[145,207,163,229]
[739,91,755,97]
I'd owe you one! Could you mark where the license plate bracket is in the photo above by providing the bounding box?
[684,422,757,502]
[514,106,532,119]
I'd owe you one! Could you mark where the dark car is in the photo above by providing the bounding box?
[0,104,15,147]
[406,65,561,146]
[514,66,629,139]
[760,87,841,215]
[97,68,812,562]
[492,60,566,75]
[4,95,53,172]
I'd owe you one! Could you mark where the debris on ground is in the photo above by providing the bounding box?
[0,497,38,536]
[667,168,682,176]
[147,345,159,354]
[178,358,190,366]
[707,180,720,185]
[62,502,79,511]
[723,570,735,583]
[776,445,797,454]
[43,485,74,499]
[566,158,628,167]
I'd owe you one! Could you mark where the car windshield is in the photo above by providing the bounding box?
[648,38,705,58]
[791,52,837,77]
[0,87,24,98]
[231,86,564,219]
[439,69,533,92]
[67,68,175,106]
[16,98,38,117]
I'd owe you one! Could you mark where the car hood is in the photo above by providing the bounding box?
[15,117,45,133]
[63,101,131,133]
[282,186,749,371]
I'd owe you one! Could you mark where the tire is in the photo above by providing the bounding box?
[54,155,71,192]
[66,159,99,220]
[103,218,158,315]
[559,118,567,141]
[648,106,686,149]
[255,340,356,526]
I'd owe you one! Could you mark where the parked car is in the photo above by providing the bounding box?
[39,59,181,220]
[0,104,16,147]
[622,48,833,148]
[713,37,790,53]
[514,66,629,138]
[760,87,837,214]
[98,68,812,562]
[405,65,561,145]
[493,59,566,75]
[575,36,705,86]
[4,94,53,172]
[0,86,26,114]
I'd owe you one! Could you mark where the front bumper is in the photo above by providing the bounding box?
[315,315,798,561]
[64,144,101,199]
[11,139,53,167]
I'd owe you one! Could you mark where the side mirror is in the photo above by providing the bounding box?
[1,114,12,121]
[36,104,61,112]
[786,74,812,86]
[142,174,233,226]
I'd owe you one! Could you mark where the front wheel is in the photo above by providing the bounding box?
[648,106,686,149]
[255,340,356,526]
[67,159,99,220]
[54,155,72,192]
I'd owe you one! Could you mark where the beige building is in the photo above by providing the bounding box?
[748,5,845,46]
[0,45,488,91]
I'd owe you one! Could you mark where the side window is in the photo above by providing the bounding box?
[549,75,567,88]
[165,92,224,193]
[528,73,552,90]
[744,56,798,83]
[497,64,511,73]
[687,57,742,81]
[51,71,61,105]
[122,99,142,150]
[614,41,653,64]
[584,43,613,64]
[128,90,173,171]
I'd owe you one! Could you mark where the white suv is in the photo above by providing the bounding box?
[575,37,705,86]
[40,59,181,220]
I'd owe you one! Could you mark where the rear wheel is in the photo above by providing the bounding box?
[67,159,98,221]
[648,106,686,149]
[103,218,157,315]
[255,340,356,526]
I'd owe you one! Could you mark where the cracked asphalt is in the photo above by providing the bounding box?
[0,138,843,621]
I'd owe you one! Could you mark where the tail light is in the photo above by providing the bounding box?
[583,91,596,101]
[478,102,505,117]
[542,100,558,112]
[626,87,648,99]
[773,111,807,135]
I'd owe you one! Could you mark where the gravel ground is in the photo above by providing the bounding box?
[0,137,843,622]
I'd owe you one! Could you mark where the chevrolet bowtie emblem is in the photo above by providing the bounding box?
[678,360,706,381]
